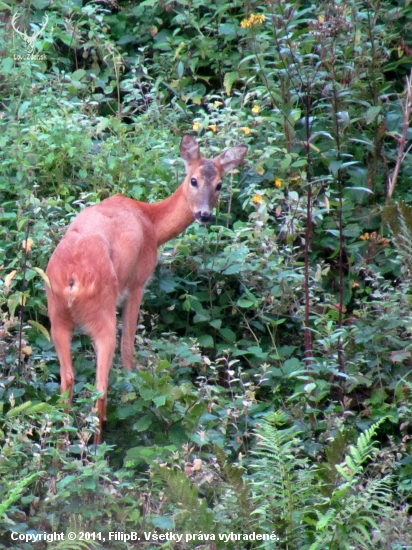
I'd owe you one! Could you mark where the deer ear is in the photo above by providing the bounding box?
[215,145,248,172]
[180,134,201,165]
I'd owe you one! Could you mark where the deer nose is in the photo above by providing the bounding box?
[195,211,213,224]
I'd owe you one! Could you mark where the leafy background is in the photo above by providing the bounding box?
[1,0,412,548]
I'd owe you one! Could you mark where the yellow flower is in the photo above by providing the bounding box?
[207,124,217,132]
[253,14,265,24]
[240,127,250,135]
[252,194,263,203]
[192,122,200,131]
[240,13,265,28]
[274,178,282,188]
[359,233,370,241]
[251,105,260,115]
[256,166,264,175]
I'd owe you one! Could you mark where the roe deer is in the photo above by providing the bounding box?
[46,134,247,443]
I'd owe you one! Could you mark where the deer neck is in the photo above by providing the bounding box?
[138,183,195,246]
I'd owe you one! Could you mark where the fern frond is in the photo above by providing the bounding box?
[0,472,40,516]
[5,401,33,417]
[249,411,318,548]
[311,419,393,549]
[315,508,337,531]
[5,401,55,418]
[153,465,213,532]
[340,417,387,481]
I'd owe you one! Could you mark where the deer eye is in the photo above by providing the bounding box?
[190,177,198,187]
[215,182,222,192]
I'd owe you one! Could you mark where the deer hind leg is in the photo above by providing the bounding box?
[121,287,144,370]
[87,306,117,444]
[50,315,75,403]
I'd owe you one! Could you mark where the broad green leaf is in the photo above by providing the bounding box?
[237,298,254,308]
[1,57,13,72]
[219,327,236,343]
[198,334,214,347]
[71,69,86,81]
[153,395,167,407]
[223,71,239,95]
[365,105,381,125]
[134,415,152,431]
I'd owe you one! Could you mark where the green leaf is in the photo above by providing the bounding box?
[117,34,136,45]
[1,57,13,72]
[18,101,31,118]
[304,382,316,393]
[71,69,86,81]
[139,387,156,401]
[116,404,136,419]
[139,371,154,383]
[237,298,254,308]
[218,23,238,36]
[219,327,236,343]
[193,312,211,323]
[345,186,373,194]
[7,292,24,318]
[222,264,243,275]
[329,160,342,176]
[280,154,292,171]
[282,357,302,374]
[96,118,110,134]
[365,105,381,125]
[223,71,239,95]
[151,515,175,529]
[134,415,152,431]
[246,346,268,359]
[153,395,167,407]
[198,334,214,347]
